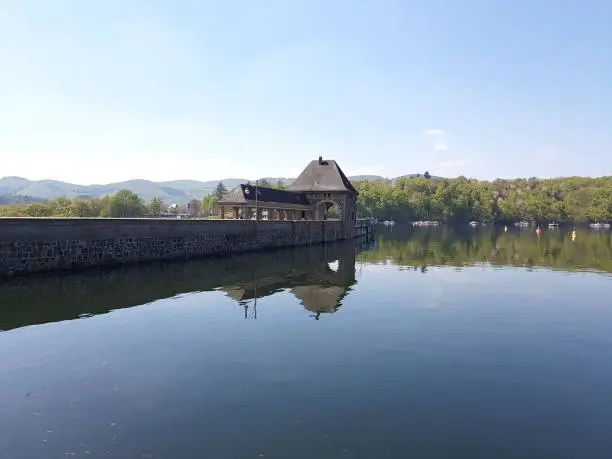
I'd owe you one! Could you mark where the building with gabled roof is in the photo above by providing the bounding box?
[217,157,358,232]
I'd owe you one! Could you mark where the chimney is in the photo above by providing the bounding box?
[318,156,323,165]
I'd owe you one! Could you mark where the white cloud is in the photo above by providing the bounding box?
[433,141,449,151]
[425,129,449,151]
[424,129,444,135]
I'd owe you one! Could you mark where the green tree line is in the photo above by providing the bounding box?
[2,175,612,223]
[0,190,220,218]
[354,175,612,223]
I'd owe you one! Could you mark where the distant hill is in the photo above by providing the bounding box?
[394,173,444,181]
[349,175,387,182]
[254,177,295,186]
[0,194,47,205]
[0,174,442,204]
[0,176,297,204]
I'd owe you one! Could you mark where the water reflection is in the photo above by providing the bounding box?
[367,225,612,274]
[2,226,610,332]
[0,241,366,331]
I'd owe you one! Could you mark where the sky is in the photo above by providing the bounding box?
[1,0,611,184]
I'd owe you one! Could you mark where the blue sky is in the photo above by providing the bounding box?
[1,1,610,184]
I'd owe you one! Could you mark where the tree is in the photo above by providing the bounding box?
[71,200,93,217]
[88,196,110,217]
[258,179,271,188]
[48,197,73,217]
[0,205,21,217]
[424,171,431,179]
[187,199,201,217]
[104,190,146,218]
[21,203,52,217]
[201,196,217,216]
[213,182,227,200]
[275,179,287,190]
[149,197,164,217]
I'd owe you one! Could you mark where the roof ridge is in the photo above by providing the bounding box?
[287,158,357,194]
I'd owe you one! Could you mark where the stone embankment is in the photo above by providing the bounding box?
[0,218,374,276]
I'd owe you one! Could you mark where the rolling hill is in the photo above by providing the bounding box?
[0,174,431,204]
[348,175,387,181]
[0,194,46,205]
[0,176,296,204]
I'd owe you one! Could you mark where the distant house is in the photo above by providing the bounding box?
[216,157,358,227]
[160,203,189,219]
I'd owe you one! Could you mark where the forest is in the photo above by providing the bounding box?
[353,175,612,223]
[0,175,611,223]
[0,190,217,219]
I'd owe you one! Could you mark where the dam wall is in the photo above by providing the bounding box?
[0,240,369,330]
[0,218,373,277]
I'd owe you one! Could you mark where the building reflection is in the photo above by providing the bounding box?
[0,241,365,331]
[292,285,347,319]
[219,243,357,320]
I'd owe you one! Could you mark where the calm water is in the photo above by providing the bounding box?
[1,226,611,459]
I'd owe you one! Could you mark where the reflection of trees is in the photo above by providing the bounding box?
[360,226,612,274]
[0,241,362,330]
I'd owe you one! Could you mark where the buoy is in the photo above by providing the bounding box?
[504,225,508,232]
[536,226,541,235]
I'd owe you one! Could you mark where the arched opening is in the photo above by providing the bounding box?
[316,200,342,221]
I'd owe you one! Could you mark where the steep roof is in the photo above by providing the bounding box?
[218,186,246,203]
[288,158,358,194]
[217,184,312,207]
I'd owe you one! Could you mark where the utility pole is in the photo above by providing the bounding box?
[255,180,258,221]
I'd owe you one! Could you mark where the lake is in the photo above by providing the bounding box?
[1,225,611,458]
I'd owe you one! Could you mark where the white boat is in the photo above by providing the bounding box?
[469,221,479,227]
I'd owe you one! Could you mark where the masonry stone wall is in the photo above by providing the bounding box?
[0,218,357,277]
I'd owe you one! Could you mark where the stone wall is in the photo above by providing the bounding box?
[0,218,352,277]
